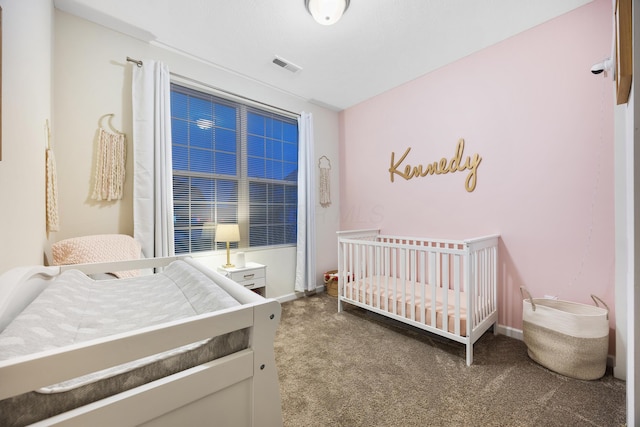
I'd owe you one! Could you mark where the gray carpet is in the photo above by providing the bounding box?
[274,293,626,427]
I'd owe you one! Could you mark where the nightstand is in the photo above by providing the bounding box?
[218,262,266,297]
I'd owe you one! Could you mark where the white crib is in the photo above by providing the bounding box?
[337,229,499,365]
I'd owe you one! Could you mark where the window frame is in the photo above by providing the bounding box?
[170,80,299,255]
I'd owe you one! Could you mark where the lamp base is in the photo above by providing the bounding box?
[223,244,234,269]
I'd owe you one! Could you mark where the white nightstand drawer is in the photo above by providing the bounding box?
[239,277,266,290]
[228,268,265,283]
[218,262,267,297]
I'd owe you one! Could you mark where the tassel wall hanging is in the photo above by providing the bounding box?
[92,114,126,201]
[45,120,60,232]
[318,155,331,208]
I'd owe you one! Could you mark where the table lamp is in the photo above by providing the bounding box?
[216,224,240,268]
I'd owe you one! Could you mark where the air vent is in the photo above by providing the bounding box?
[272,55,302,73]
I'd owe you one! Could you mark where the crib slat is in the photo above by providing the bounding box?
[477,250,481,329]
[344,242,348,301]
[350,243,356,301]
[369,244,376,309]
[442,253,449,334]
[338,240,343,312]
[482,248,489,320]
[344,243,349,301]
[351,244,362,299]
[419,250,425,325]
[384,245,389,312]
[342,243,348,301]
[482,250,487,321]
[476,249,482,323]
[409,250,419,320]
[471,251,478,330]
[400,248,406,318]
[453,254,461,336]
[429,252,437,328]
[374,245,380,310]
[349,242,353,301]
[359,244,365,305]
[366,244,371,308]
[469,250,476,329]
[479,250,485,326]
[346,242,351,301]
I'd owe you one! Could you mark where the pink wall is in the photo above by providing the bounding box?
[339,0,615,341]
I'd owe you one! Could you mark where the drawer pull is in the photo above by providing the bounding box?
[243,273,255,279]
[244,283,255,288]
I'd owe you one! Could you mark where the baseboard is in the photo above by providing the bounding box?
[496,324,523,341]
[274,285,327,304]
[275,293,299,304]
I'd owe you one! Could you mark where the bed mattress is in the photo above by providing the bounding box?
[0,260,250,426]
[344,275,468,335]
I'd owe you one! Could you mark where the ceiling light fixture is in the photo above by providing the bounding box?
[305,0,350,26]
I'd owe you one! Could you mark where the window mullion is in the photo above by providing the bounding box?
[238,105,249,247]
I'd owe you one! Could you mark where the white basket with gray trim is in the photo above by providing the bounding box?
[520,287,609,380]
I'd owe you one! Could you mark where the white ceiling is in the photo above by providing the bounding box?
[54,0,593,111]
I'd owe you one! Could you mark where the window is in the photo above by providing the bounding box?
[170,84,298,254]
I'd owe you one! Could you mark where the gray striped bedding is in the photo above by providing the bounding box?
[0,260,249,426]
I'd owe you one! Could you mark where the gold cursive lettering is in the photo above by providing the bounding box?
[388,139,482,192]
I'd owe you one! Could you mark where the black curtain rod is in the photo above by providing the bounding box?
[125,56,300,118]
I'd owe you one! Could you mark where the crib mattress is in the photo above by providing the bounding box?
[0,260,249,426]
[344,275,468,336]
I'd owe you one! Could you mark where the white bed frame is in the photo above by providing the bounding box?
[0,256,283,427]
[337,229,499,366]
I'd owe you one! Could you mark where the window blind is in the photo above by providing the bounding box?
[170,83,298,254]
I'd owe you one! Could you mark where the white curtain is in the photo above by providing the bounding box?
[295,112,316,292]
[132,60,175,258]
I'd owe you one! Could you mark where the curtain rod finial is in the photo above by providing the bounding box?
[126,56,143,67]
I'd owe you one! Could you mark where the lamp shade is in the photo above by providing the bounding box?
[305,0,350,26]
[216,224,240,243]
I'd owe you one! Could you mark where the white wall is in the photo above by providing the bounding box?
[629,1,640,421]
[614,102,627,380]
[619,1,640,424]
[53,10,341,299]
[0,0,54,274]
[616,76,635,424]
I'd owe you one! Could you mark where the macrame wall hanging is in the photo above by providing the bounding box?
[318,155,332,208]
[92,114,127,201]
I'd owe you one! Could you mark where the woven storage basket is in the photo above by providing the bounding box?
[323,270,339,297]
[520,287,609,380]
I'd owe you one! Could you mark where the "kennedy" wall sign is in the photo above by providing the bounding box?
[388,138,482,192]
